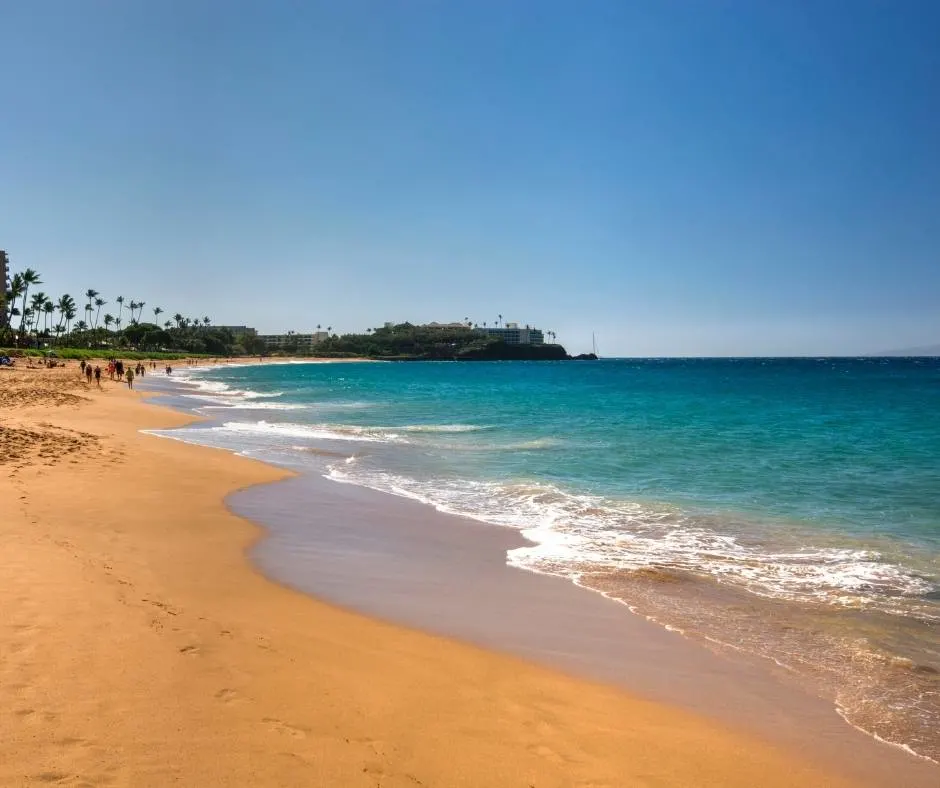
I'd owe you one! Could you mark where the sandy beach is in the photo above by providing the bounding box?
[0,362,876,786]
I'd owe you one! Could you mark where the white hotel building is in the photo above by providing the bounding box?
[257,331,330,352]
[420,321,546,345]
[481,323,544,345]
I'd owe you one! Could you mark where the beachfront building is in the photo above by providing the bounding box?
[481,323,544,345]
[0,250,9,328]
[257,331,329,353]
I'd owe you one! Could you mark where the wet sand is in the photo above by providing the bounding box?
[238,471,940,788]
[0,362,921,786]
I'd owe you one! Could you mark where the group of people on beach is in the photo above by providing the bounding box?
[78,358,151,389]
[79,359,103,387]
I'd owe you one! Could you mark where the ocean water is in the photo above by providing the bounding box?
[151,358,940,761]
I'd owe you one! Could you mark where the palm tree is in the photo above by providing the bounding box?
[136,301,146,323]
[30,291,46,326]
[84,289,98,330]
[153,306,163,324]
[115,295,125,325]
[85,287,99,325]
[30,293,47,346]
[75,320,88,333]
[64,304,77,341]
[43,300,54,336]
[173,312,184,329]
[498,314,503,328]
[56,295,74,338]
[104,314,115,333]
[6,272,24,327]
[327,325,332,336]
[128,301,138,324]
[164,320,172,330]
[203,316,210,328]
[18,268,42,334]
[93,297,106,330]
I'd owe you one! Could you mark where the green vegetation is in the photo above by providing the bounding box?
[309,323,569,361]
[1,256,570,361]
[1,259,254,357]
[0,347,208,361]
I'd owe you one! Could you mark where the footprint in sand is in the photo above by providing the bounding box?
[263,717,308,739]
[144,598,180,616]
[33,772,69,783]
[178,644,200,655]
[214,688,241,704]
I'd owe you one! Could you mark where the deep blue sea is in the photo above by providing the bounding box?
[152,357,940,760]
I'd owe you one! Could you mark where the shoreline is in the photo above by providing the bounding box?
[154,359,940,771]
[0,362,925,786]
[151,366,939,785]
[233,471,939,787]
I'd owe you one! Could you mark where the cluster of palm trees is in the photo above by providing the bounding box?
[2,266,212,349]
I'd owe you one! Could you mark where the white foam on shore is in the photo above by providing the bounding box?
[219,420,411,444]
[201,401,310,411]
[324,466,938,613]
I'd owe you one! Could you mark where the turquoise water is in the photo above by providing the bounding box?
[155,357,940,760]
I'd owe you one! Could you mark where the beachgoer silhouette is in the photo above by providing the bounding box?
[126,368,135,389]
[94,366,101,387]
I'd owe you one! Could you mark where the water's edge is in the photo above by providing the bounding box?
[137,370,939,783]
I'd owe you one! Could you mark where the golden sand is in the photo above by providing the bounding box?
[0,363,859,787]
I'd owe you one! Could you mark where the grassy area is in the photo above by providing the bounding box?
[1,347,214,361]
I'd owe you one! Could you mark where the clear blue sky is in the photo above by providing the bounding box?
[1,1,938,356]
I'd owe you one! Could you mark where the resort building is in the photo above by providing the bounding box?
[420,320,546,345]
[257,331,329,353]
[0,250,9,328]
[481,323,544,345]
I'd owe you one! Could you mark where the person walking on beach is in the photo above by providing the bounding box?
[94,365,101,388]
[115,360,124,380]
[125,367,135,389]
[85,364,93,384]
[80,359,86,376]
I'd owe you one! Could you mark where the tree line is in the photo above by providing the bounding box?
[1,262,253,356]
